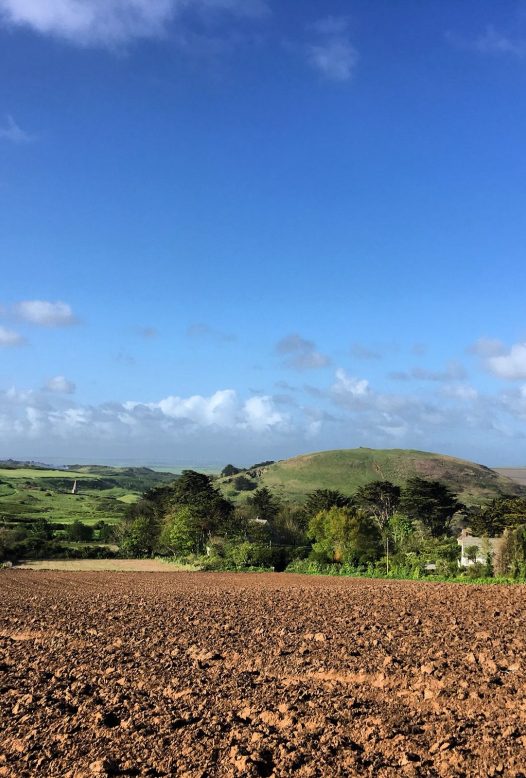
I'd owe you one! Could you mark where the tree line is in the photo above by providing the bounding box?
[0,518,116,562]
[3,468,526,578]
[117,470,526,578]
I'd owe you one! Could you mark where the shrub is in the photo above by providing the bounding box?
[233,475,256,492]
[66,520,94,542]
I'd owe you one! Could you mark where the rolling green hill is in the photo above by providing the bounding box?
[219,448,526,505]
[0,463,177,527]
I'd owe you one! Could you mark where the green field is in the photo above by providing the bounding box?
[0,468,90,479]
[0,464,176,527]
[219,448,526,505]
[117,493,140,504]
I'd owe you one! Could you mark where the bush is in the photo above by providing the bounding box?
[221,464,242,477]
[66,520,94,542]
[233,475,256,492]
[228,542,275,569]
[307,506,382,565]
[463,562,489,579]
[435,558,460,577]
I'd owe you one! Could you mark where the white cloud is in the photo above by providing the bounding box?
[14,300,77,327]
[307,16,358,82]
[126,388,286,432]
[331,368,468,437]
[487,342,526,380]
[155,389,238,427]
[4,370,526,463]
[5,386,36,404]
[332,368,370,399]
[0,115,33,143]
[44,376,76,394]
[0,384,282,456]
[0,0,174,45]
[276,334,331,371]
[242,395,284,431]
[0,0,269,47]
[0,325,25,347]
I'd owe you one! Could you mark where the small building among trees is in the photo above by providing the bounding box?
[458,528,503,567]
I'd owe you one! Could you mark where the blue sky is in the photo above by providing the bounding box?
[1,0,526,467]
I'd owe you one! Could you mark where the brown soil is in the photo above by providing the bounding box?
[1,572,525,777]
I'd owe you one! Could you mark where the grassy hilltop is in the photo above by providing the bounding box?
[220,448,526,505]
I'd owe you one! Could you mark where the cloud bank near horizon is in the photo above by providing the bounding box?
[3,357,526,465]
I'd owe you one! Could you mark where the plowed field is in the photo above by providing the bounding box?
[1,572,525,777]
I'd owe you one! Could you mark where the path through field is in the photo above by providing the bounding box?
[1,572,525,776]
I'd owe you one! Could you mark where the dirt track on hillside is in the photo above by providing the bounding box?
[1,572,526,777]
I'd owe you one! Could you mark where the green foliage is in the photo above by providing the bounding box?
[468,497,526,536]
[401,522,460,562]
[119,501,161,557]
[30,517,53,542]
[0,526,23,561]
[95,521,115,542]
[227,541,275,569]
[233,475,256,492]
[271,503,308,546]
[307,506,382,565]
[246,488,280,523]
[354,481,401,534]
[388,512,414,548]
[171,470,233,531]
[464,561,489,579]
[160,505,205,556]
[284,558,520,584]
[221,464,242,477]
[128,470,237,557]
[494,525,526,577]
[485,550,494,578]
[464,544,479,564]
[304,489,352,519]
[66,520,94,542]
[399,477,463,537]
[200,540,303,572]
[245,517,272,544]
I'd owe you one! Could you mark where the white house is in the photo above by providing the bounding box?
[457,529,503,567]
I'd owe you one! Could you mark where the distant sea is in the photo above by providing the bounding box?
[13,457,223,475]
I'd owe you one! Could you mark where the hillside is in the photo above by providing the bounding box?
[219,448,526,505]
[0,463,176,527]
